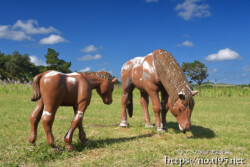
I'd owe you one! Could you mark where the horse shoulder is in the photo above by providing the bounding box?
[76,74,92,102]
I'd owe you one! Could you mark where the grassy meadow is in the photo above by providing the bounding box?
[0,84,249,166]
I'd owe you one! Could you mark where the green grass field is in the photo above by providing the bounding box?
[0,84,249,166]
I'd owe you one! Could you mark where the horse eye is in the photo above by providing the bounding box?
[178,109,182,112]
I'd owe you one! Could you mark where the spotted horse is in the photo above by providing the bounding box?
[119,49,198,132]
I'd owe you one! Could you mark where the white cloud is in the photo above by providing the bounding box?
[0,20,64,44]
[243,66,250,72]
[79,67,91,72]
[0,25,32,41]
[77,54,102,61]
[205,48,241,61]
[29,55,47,66]
[145,0,159,3]
[39,34,68,44]
[13,20,58,34]
[175,0,211,21]
[81,45,98,52]
[177,40,194,47]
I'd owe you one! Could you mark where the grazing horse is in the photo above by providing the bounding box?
[28,70,118,151]
[119,49,198,132]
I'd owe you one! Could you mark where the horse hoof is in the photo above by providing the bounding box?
[81,138,89,145]
[66,144,75,152]
[163,127,168,131]
[28,135,36,144]
[119,121,129,127]
[157,128,166,132]
[145,124,153,128]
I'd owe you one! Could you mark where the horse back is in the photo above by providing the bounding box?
[39,71,90,106]
[121,54,160,91]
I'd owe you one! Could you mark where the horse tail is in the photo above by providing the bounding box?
[126,91,133,118]
[31,73,43,101]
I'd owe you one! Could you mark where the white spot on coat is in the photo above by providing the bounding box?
[76,111,84,118]
[45,71,80,78]
[67,77,77,84]
[45,71,61,77]
[42,111,52,116]
[122,57,145,72]
[66,72,80,76]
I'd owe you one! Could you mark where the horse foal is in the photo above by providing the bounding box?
[28,70,118,151]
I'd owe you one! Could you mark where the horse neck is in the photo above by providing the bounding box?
[85,76,104,90]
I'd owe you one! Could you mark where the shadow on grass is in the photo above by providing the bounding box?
[167,122,215,139]
[75,133,154,152]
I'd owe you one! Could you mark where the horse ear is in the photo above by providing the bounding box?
[112,78,118,83]
[192,91,198,96]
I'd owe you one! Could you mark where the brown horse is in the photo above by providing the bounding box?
[28,70,118,151]
[120,49,198,132]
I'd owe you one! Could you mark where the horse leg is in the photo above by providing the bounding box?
[73,106,87,144]
[140,91,152,128]
[120,84,134,127]
[28,99,44,144]
[148,90,164,132]
[64,101,88,151]
[161,91,169,130]
[41,105,58,148]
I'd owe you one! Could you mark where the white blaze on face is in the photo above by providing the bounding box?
[179,124,183,131]
[67,77,77,84]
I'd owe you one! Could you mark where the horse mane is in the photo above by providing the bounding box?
[83,71,113,80]
[152,49,194,108]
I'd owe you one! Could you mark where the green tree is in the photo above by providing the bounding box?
[0,51,40,82]
[181,60,208,97]
[45,48,71,73]
[45,48,60,70]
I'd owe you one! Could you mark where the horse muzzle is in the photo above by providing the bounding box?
[179,124,191,134]
[104,100,112,105]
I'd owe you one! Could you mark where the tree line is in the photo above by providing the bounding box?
[0,48,71,82]
[0,48,208,96]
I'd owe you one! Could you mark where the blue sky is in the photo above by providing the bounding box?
[0,0,249,84]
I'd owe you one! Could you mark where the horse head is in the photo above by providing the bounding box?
[96,78,118,105]
[169,90,198,133]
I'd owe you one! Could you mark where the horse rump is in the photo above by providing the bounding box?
[31,73,43,101]
[126,91,133,117]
